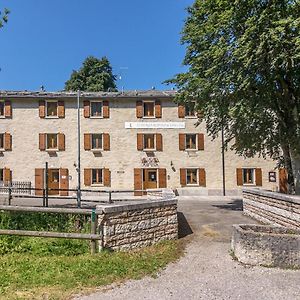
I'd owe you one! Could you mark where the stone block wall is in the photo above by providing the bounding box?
[97,199,178,251]
[243,189,300,229]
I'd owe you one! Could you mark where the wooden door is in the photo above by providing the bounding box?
[143,169,157,191]
[48,169,60,195]
[279,168,288,194]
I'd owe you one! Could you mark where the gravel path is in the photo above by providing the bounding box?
[75,199,300,300]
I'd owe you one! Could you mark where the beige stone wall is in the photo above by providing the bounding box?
[0,96,278,192]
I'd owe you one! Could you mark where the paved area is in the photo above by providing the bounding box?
[76,198,300,300]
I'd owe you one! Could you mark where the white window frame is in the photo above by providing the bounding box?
[0,133,4,151]
[45,100,58,118]
[242,168,256,186]
[46,133,58,151]
[91,168,104,186]
[143,133,156,151]
[186,168,199,186]
[143,100,155,119]
[185,134,198,151]
[0,100,4,118]
[185,101,197,119]
[91,133,103,151]
[90,101,103,118]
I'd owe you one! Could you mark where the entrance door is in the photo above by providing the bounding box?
[48,169,60,195]
[143,169,157,191]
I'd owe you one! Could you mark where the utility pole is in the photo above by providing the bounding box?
[221,116,226,196]
[77,90,81,207]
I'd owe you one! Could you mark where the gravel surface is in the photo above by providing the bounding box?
[75,198,300,300]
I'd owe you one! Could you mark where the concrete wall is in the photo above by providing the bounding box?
[243,189,300,229]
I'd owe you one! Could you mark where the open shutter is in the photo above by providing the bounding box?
[103,101,110,118]
[199,168,206,187]
[60,168,69,196]
[103,133,110,151]
[39,133,46,151]
[83,100,90,118]
[155,100,162,118]
[134,168,143,196]
[236,168,243,186]
[58,133,65,151]
[198,133,204,150]
[180,169,186,186]
[158,168,167,188]
[4,168,11,183]
[84,169,91,186]
[39,100,45,118]
[4,101,12,118]
[137,133,143,151]
[103,168,111,187]
[178,104,185,118]
[4,133,12,151]
[156,133,163,151]
[256,168,262,186]
[136,101,143,118]
[58,101,65,118]
[179,134,185,151]
[279,168,288,194]
[84,134,91,150]
[35,168,44,196]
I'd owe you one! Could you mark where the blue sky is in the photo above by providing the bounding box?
[0,0,193,91]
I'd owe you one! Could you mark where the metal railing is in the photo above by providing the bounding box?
[0,181,32,195]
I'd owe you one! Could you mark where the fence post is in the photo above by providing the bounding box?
[42,189,46,207]
[91,209,97,254]
[108,191,112,203]
[8,184,12,206]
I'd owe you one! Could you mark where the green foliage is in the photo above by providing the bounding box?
[65,56,117,92]
[168,0,300,193]
[0,8,9,29]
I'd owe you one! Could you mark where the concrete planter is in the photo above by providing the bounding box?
[231,224,300,268]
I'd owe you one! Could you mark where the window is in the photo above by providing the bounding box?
[92,169,103,185]
[185,101,196,117]
[92,134,103,150]
[186,169,198,185]
[46,134,58,150]
[91,101,103,117]
[0,134,3,149]
[46,101,58,117]
[185,134,197,150]
[144,134,155,150]
[0,169,3,182]
[243,168,255,184]
[0,101,4,117]
[143,101,155,118]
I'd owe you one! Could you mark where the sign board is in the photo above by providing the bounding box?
[125,122,185,129]
[268,171,276,182]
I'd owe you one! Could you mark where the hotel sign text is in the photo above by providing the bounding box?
[125,122,185,129]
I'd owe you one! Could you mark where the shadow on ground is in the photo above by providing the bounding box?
[212,199,243,211]
[177,212,193,238]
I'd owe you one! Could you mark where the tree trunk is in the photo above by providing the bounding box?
[290,148,300,195]
[281,144,295,194]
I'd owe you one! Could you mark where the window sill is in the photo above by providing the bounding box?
[46,149,58,153]
[185,149,198,152]
[144,149,156,152]
[91,149,103,153]
[91,183,104,187]
[243,183,256,186]
[142,116,156,119]
[185,116,197,119]
[45,116,59,119]
[90,116,103,119]
[186,184,200,187]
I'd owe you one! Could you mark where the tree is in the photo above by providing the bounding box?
[65,56,117,92]
[0,8,9,28]
[168,0,300,194]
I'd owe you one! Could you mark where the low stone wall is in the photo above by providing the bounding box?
[243,189,300,229]
[231,224,300,268]
[96,198,178,251]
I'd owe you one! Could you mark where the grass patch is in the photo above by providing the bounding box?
[0,240,184,300]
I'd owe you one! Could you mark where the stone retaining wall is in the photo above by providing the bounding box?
[96,199,178,251]
[243,189,300,229]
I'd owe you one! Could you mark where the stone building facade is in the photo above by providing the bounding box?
[0,90,283,196]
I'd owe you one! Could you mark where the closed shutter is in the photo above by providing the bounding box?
[180,169,186,186]
[58,133,65,151]
[156,133,163,151]
[60,168,69,196]
[137,133,143,151]
[179,134,185,151]
[83,100,90,118]
[4,168,11,183]
[236,168,243,186]
[136,101,143,118]
[178,104,185,118]
[58,101,65,118]
[256,168,262,186]
[84,133,91,150]
[35,168,44,196]
[134,168,143,196]
[4,133,12,151]
[84,169,92,186]
[155,100,162,118]
[103,168,111,187]
[39,133,46,151]
[4,101,12,118]
[199,168,206,187]
[198,133,204,150]
[103,101,110,118]
[103,133,110,151]
[39,100,45,118]
[158,168,167,188]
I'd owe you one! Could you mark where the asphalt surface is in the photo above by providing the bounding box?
[75,198,300,300]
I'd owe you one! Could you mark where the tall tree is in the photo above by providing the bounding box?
[0,8,9,28]
[168,0,300,194]
[65,56,117,92]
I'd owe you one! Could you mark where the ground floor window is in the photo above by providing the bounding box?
[243,168,255,184]
[92,168,103,185]
[186,168,198,185]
